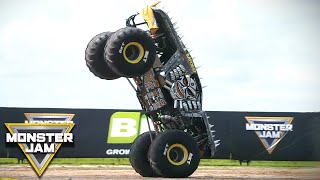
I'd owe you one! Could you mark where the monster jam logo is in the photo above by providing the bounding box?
[5,113,75,176]
[245,116,294,154]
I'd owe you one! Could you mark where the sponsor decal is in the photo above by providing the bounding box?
[106,112,155,155]
[106,149,130,155]
[107,112,154,144]
[5,113,75,176]
[245,116,294,154]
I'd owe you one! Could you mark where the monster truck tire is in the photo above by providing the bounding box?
[149,130,200,178]
[104,27,156,78]
[129,131,159,177]
[85,32,120,80]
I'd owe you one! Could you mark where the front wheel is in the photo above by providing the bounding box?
[149,130,200,178]
[85,32,120,80]
[104,27,156,78]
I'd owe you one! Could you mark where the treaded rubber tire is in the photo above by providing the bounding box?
[149,130,200,178]
[85,32,120,80]
[129,131,159,177]
[105,27,156,78]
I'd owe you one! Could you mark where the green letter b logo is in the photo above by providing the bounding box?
[107,112,140,144]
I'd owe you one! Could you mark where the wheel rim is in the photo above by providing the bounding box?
[123,42,144,64]
[166,144,188,166]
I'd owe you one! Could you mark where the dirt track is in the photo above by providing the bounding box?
[0,165,319,179]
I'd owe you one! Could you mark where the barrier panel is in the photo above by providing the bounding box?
[1,107,319,161]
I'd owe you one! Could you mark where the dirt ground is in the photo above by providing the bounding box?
[0,165,319,180]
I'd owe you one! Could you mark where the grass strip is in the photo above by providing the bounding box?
[0,158,319,167]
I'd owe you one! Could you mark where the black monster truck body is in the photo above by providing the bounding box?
[127,8,219,156]
[85,2,219,178]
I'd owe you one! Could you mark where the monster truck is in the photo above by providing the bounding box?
[85,2,220,178]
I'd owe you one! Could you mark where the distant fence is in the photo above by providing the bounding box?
[1,107,319,161]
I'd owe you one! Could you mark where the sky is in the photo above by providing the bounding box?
[0,0,319,112]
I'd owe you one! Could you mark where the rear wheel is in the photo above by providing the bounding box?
[105,27,156,78]
[149,130,200,178]
[129,131,159,177]
[85,32,120,80]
